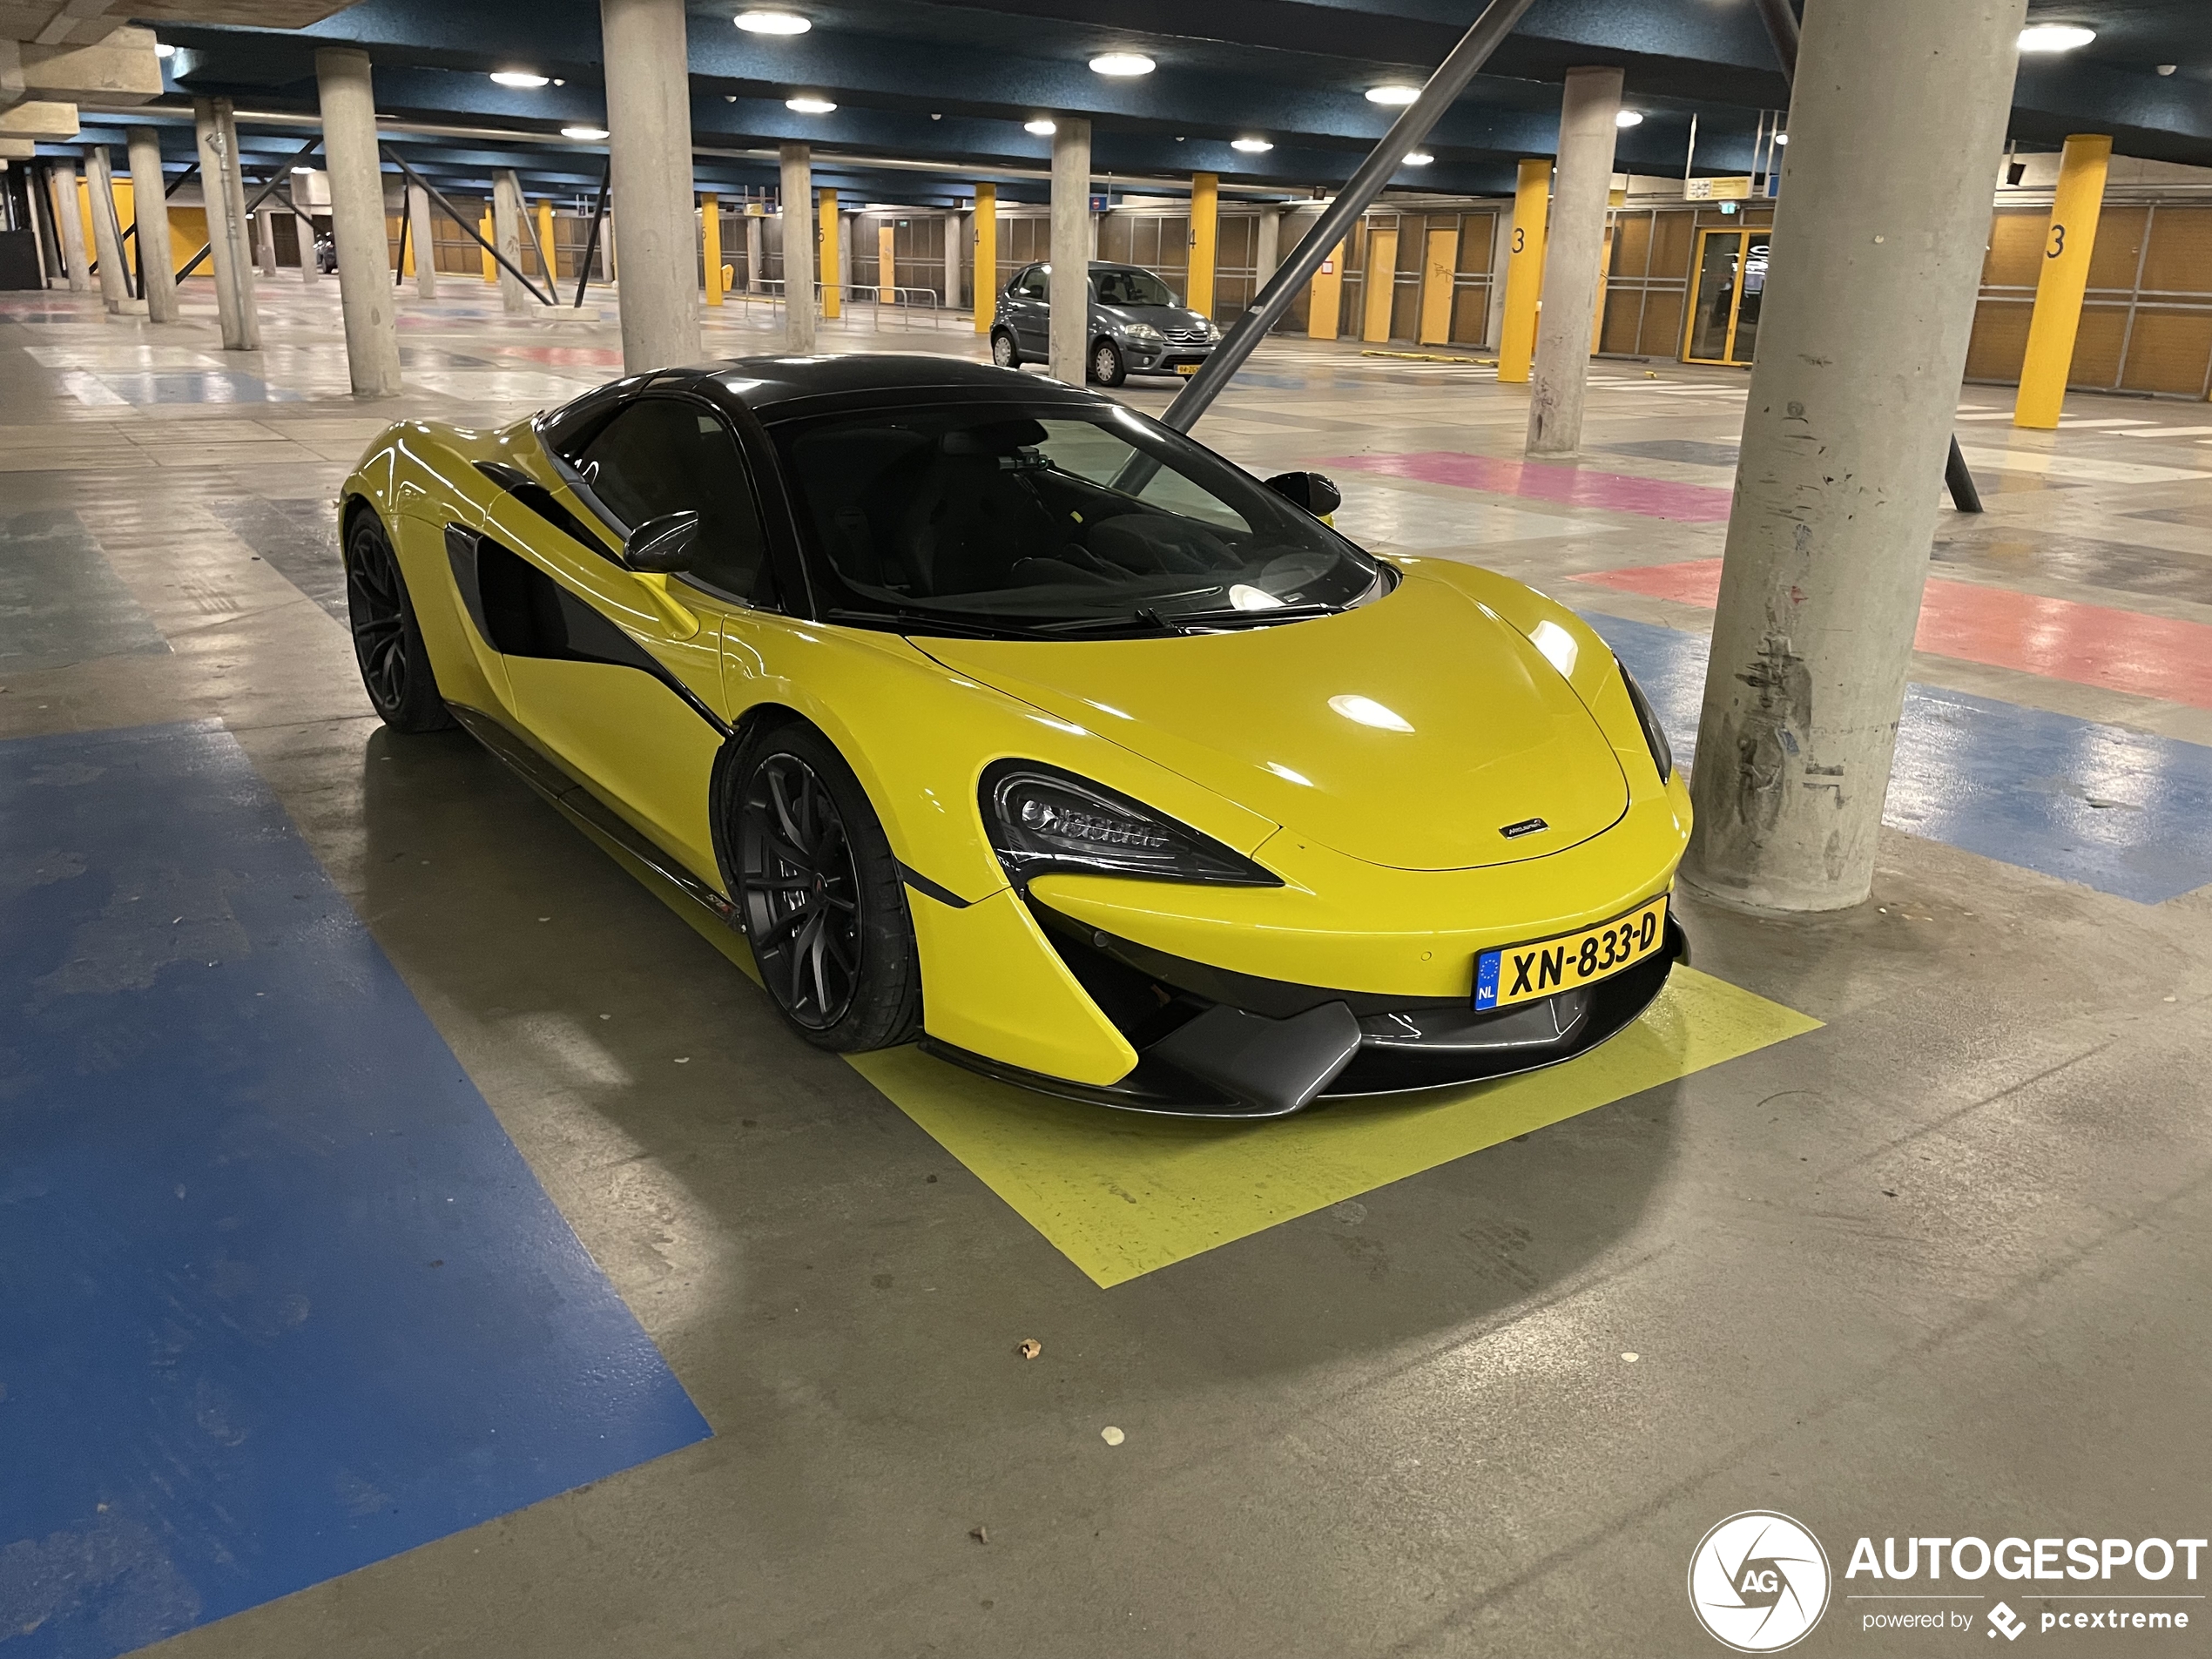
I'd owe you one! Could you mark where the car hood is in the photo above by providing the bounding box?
[1098,304,1209,331]
[919,572,1630,872]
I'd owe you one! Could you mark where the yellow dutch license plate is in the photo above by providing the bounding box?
[1175,363,1199,375]
[1474,896,1668,1010]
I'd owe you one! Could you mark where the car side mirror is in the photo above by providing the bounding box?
[1264,471,1342,519]
[624,510,700,574]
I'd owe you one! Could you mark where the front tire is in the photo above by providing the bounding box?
[732,722,921,1053]
[990,328,1022,368]
[1089,338,1126,387]
[345,508,453,733]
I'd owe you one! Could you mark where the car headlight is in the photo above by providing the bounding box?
[981,761,1280,887]
[1120,322,1163,343]
[1204,320,1224,341]
[1616,658,1675,781]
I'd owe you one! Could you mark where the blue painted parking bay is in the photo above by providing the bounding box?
[0,721,709,1658]
[1586,610,2212,906]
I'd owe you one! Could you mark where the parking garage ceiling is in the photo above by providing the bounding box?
[57,0,2212,206]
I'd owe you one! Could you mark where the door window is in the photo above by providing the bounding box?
[572,398,772,603]
[1013,266,1047,300]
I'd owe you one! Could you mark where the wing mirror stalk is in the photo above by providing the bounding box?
[1264,471,1342,519]
[624,510,701,574]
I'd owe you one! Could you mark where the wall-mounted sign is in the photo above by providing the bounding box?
[1684,175,1754,201]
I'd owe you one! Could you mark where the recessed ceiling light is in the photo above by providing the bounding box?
[737,10,811,33]
[1024,118,1056,135]
[1366,84,1420,106]
[1400,152,1433,166]
[1615,109,1643,127]
[490,71,550,88]
[153,41,175,57]
[2018,24,2094,51]
[562,125,610,141]
[1089,52,1156,77]
[2156,63,2176,75]
[786,95,836,113]
[1231,138,1272,153]
[1773,132,1788,145]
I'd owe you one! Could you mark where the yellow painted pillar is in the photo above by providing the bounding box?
[1186,172,1218,319]
[1497,158,1551,382]
[2013,133,2113,430]
[818,187,840,320]
[972,184,997,333]
[1418,225,1458,345]
[1306,241,1345,340]
[401,210,416,278]
[76,178,98,278]
[878,220,895,300]
[535,198,557,284]
[702,193,723,306]
[480,210,496,283]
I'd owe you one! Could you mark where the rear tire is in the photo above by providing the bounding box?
[990,328,1022,368]
[345,507,454,733]
[1089,338,1126,387]
[732,722,921,1053]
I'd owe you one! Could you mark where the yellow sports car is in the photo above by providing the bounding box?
[340,356,1690,1116]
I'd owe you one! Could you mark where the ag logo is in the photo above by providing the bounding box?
[1688,1511,1831,1652]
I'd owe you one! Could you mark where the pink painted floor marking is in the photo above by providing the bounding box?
[1318,451,1736,523]
[1575,557,2212,711]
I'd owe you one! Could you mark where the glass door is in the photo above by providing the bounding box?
[1683,228,1770,366]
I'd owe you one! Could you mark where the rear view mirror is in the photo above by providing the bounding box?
[1264,471,1343,519]
[625,510,700,574]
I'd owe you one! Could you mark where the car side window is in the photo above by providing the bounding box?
[1014,266,1046,300]
[572,397,772,604]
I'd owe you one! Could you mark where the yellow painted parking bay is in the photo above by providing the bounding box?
[616,831,1820,1288]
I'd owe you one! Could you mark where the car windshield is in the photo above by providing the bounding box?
[773,401,1383,637]
[1095,268,1177,307]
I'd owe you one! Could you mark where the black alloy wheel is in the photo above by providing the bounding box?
[733,724,921,1051]
[345,509,453,733]
[991,328,1022,368]
[1089,338,1126,387]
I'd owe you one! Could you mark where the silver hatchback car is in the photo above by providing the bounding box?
[991,260,1224,387]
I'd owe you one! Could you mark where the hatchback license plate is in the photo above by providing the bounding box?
[1175,363,1199,375]
[1474,896,1668,1011]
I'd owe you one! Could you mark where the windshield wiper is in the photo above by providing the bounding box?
[823,605,1043,640]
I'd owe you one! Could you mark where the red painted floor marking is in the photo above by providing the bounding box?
[487,344,629,367]
[1575,558,2212,711]
[1320,451,1736,523]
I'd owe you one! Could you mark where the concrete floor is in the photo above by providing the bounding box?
[3,277,2208,1659]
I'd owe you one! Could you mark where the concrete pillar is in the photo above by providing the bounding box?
[2013,132,2110,429]
[971,182,996,333]
[1486,207,1515,349]
[1682,0,2027,913]
[779,145,815,352]
[745,212,764,293]
[255,206,280,279]
[314,50,401,397]
[492,170,532,315]
[1496,157,1550,382]
[1186,171,1218,319]
[295,200,320,286]
[600,0,701,372]
[193,98,260,351]
[945,210,963,308]
[1526,69,1620,454]
[1049,118,1091,384]
[126,128,179,322]
[48,159,91,292]
[82,146,132,312]
[702,192,722,307]
[409,181,437,299]
[1256,206,1282,287]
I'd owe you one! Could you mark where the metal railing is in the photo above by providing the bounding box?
[718,279,954,330]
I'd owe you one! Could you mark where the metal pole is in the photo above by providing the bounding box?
[380,147,555,305]
[575,158,610,307]
[1752,0,1979,514]
[1162,0,1540,431]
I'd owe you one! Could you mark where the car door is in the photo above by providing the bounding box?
[489,395,771,884]
[1010,266,1049,351]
